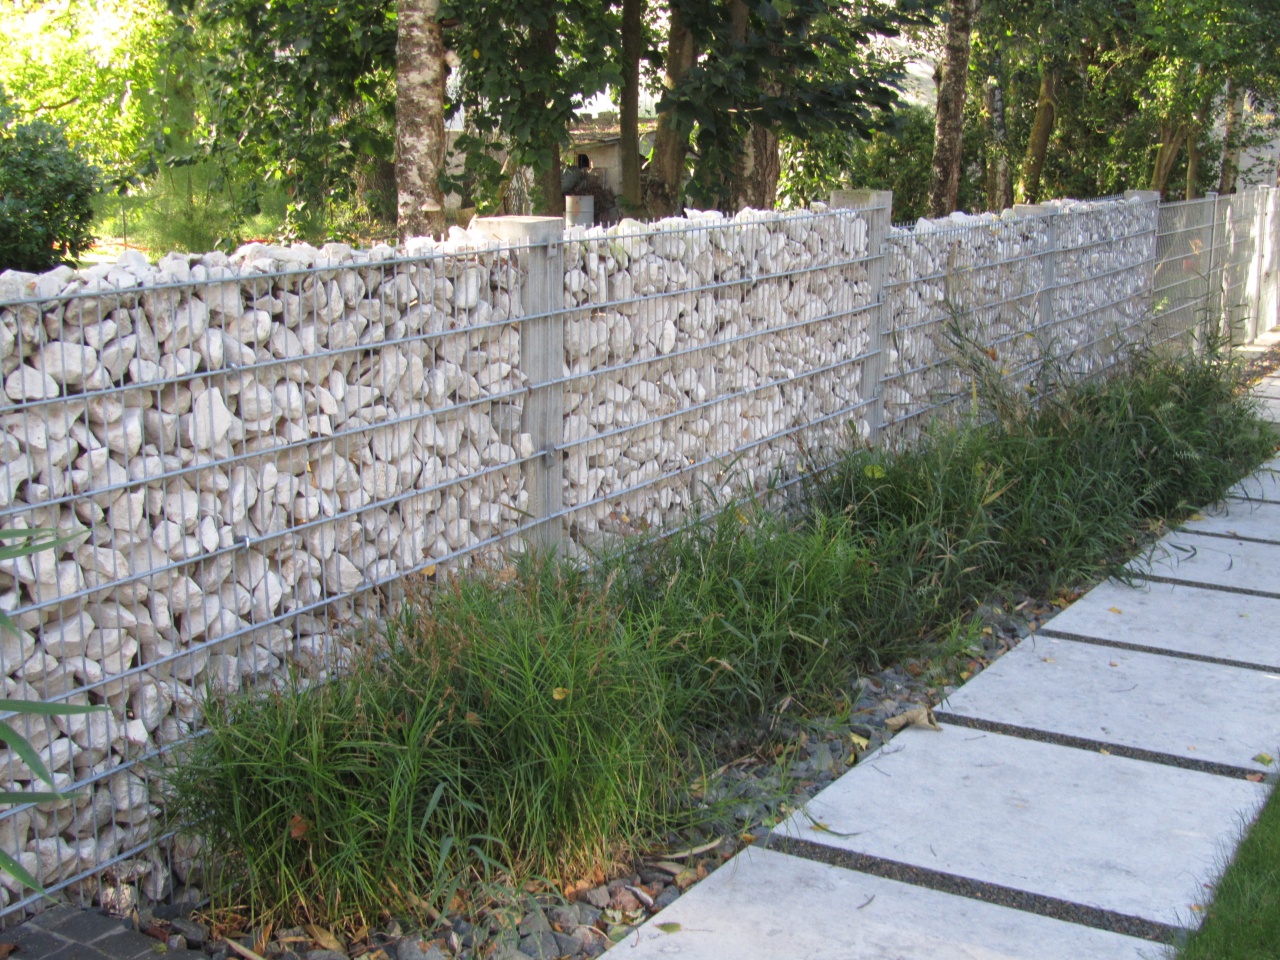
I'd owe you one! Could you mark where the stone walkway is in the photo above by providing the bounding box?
[620,375,1280,960]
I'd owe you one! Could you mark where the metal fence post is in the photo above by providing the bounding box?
[1124,190,1163,342]
[474,216,566,552]
[830,189,893,445]
[1203,190,1222,346]
[1265,187,1280,335]
[1013,202,1059,350]
[1250,187,1268,343]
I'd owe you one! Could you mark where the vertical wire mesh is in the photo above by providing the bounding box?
[0,186,1274,916]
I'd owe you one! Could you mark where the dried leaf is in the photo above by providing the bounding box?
[884,706,940,732]
[496,566,518,584]
[306,926,345,954]
[288,815,310,839]
[1247,773,1265,782]
[0,943,17,959]
[1109,662,1119,668]
[424,564,437,578]
[655,923,682,934]
[464,712,481,726]
[1108,607,1123,615]
[1254,752,1274,766]
[552,688,570,701]
[849,733,870,750]
[1041,656,1056,663]
[673,869,698,891]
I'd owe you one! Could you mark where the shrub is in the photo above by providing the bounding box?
[0,88,99,272]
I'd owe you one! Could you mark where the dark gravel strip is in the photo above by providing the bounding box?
[1136,572,1280,601]
[1036,628,1280,674]
[932,712,1261,781]
[1179,527,1280,548]
[766,836,1183,944]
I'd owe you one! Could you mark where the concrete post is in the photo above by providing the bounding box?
[830,189,893,444]
[474,215,566,552]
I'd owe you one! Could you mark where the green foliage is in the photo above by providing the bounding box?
[665,0,936,210]
[778,104,938,220]
[0,89,99,272]
[0,0,167,188]
[168,341,1272,931]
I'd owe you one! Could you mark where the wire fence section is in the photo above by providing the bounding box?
[0,184,1275,914]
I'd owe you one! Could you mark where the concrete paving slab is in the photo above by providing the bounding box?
[621,847,1162,960]
[1130,531,1280,596]
[1181,498,1280,542]
[939,635,1280,770]
[1251,394,1280,422]
[1227,466,1280,502]
[775,726,1266,928]
[1042,579,1280,669]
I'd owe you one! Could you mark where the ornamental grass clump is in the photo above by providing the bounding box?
[167,340,1275,931]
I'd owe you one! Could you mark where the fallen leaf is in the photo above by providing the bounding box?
[656,923,682,934]
[306,927,344,954]
[423,564,437,577]
[1247,773,1265,782]
[864,464,886,480]
[959,670,972,680]
[673,869,698,890]
[1109,661,1119,668]
[1099,748,1111,755]
[1189,513,1206,521]
[849,733,870,750]
[552,687,570,701]
[1254,752,1274,766]
[1108,607,1123,615]
[288,814,309,839]
[496,566,518,584]
[0,943,17,959]
[1189,903,1205,912]
[884,706,941,732]
[1041,656,1056,663]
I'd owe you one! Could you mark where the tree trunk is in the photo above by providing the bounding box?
[984,74,1012,212]
[1148,121,1185,193]
[619,0,644,213]
[1016,60,1058,204]
[928,0,976,217]
[1185,134,1201,201]
[650,5,696,216]
[731,122,780,211]
[726,0,779,210]
[1218,83,1245,195]
[532,12,565,217]
[394,0,447,239]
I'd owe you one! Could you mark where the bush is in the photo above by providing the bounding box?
[0,88,99,272]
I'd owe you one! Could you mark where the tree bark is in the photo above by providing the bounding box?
[395,0,447,239]
[650,4,696,216]
[1185,134,1201,201]
[619,0,644,213]
[1148,121,1185,193]
[532,9,565,217]
[731,121,780,211]
[928,0,976,217]
[984,74,1012,212]
[725,0,779,210]
[1015,60,1058,204]
[1218,82,1245,195]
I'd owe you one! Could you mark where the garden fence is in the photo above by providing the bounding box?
[0,184,1276,914]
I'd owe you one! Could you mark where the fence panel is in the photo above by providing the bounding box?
[0,184,1275,915]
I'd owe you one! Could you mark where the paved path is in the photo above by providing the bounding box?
[622,376,1280,960]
